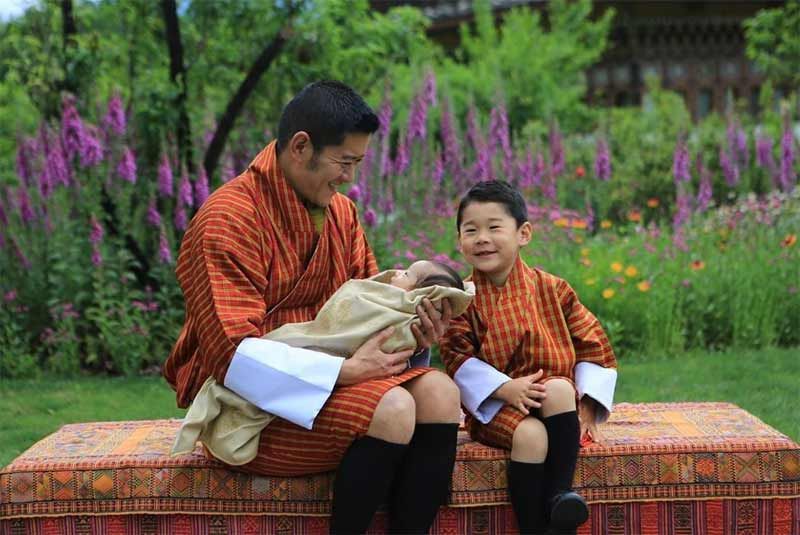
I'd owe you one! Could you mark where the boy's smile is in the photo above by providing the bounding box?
[458,201,531,286]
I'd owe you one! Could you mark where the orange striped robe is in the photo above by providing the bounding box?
[440,256,617,449]
[164,141,430,476]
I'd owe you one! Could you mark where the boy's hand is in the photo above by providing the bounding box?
[493,369,547,415]
[579,396,601,443]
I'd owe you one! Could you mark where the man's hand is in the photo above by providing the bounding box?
[492,369,547,415]
[410,297,453,349]
[579,396,600,443]
[337,327,415,386]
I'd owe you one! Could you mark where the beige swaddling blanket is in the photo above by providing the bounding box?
[171,270,474,465]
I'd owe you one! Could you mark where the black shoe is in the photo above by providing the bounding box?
[547,491,588,534]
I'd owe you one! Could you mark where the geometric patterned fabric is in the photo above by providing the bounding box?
[2,402,799,534]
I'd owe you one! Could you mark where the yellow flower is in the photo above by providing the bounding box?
[690,260,706,271]
[585,277,597,286]
[602,288,615,299]
[610,262,623,273]
[580,248,590,257]
[637,280,651,292]
[580,257,592,267]
[781,234,797,248]
[554,217,569,228]
[600,220,612,229]
[624,265,639,277]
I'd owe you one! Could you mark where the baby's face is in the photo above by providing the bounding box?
[389,260,436,291]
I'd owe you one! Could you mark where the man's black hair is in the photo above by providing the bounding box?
[455,180,529,232]
[416,261,465,291]
[276,80,379,154]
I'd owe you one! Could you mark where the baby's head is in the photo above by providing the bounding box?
[389,260,464,291]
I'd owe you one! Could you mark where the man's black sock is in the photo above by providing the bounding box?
[508,460,547,534]
[388,423,459,534]
[330,435,408,535]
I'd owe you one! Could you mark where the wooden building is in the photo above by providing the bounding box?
[369,1,786,120]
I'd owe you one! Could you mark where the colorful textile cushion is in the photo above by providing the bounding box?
[1,402,799,530]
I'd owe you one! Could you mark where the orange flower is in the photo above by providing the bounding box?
[625,266,639,277]
[602,288,615,299]
[600,220,612,229]
[690,260,706,271]
[610,261,623,273]
[637,280,651,292]
[580,248,590,257]
[646,198,660,208]
[575,166,586,178]
[781,234,797,248]
[571,219,588,229]
[554,217,569,228]
[580,257,592,267]
[627,210,642,223]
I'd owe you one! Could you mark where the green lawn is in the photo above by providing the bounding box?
[1,347,798,468]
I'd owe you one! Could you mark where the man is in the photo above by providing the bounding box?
[164,81,461,534]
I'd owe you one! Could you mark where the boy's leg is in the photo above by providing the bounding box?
[509,417,549,535]
[540,378,588,534]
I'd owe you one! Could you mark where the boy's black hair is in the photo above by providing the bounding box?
[455,180,529,232]
[416,261,465,291]
[276,80,379,154]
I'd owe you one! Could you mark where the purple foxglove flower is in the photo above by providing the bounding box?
[12,238,31,269]
[549,124,565,177]
[594,138,612,181]
[117,146,137,183]
[0,201,6,226]
[518,150,534,188]
[440,101,462,180]
[406,91,428,144]
[490,104,513,181]
[719,146,739,187]
[696,158,713,213]
[779,126,796,192]
[378,95,393,140]
[158,228,172,264]
[146,199,162,228]
[363,208,377,228]
[61,95,87,160]
[194,167,210,207]
[79,127,104,167]
[672,229,689,252]
[423,70,437,107]
[432,150,445,186]
[673,187,692,229]
[541,172,557,202]
[379,135,392,178]
[736,127,749,168]
[672,138,691,184]
[174,199,187,232]
[158,153,173,197]
[378,194,395,215]
[178,171,193,207]
[91,246,103,267]
[473,148,492,183]
[358,145,374,184]
[394,138,409,176]
[533,152,546,187]
[347,184,362,202]
[42,130,71,188]
[17,187,34,224]
[15,137,36,187]
[103,92,126,137]
[466,105,482,152]
[89,215,104,245]
[756,134,775,171]
[38,161,53,199]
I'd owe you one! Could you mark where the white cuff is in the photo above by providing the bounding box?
[575,362,617,423]
[454,358,510,424]
[224,338,345,430]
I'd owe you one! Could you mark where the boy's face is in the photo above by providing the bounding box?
[389,260,436,291]
[457,201,531,285]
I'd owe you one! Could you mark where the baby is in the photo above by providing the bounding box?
[388,260,465,291]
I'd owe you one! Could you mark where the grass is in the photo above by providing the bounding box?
[1,346,798,468]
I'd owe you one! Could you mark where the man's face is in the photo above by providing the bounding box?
[290,133,371,208]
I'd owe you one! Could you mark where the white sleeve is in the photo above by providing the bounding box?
[453,357,510,424]
[223,338,345,430]
[575,361,617,423]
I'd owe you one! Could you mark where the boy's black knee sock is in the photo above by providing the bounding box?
[542,411,581,501]
[330,435,408,535]
[508,460,547,534]
[388,423,459,534]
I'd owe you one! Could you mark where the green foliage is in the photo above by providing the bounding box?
[744,0,800,87]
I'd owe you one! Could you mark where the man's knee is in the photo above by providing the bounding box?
[511,417,548,463]
[367,387,416,443]
[406,371,461,423]
[541,378,577,417]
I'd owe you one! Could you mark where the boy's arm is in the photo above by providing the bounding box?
[440,313,508,424]
[558,280,618,422]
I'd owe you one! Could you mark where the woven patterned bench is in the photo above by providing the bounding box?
[2,402,799,534]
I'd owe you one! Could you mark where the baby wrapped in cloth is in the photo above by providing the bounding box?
[172,261,475,464]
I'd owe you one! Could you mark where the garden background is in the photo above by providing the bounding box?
[0,0,798,467]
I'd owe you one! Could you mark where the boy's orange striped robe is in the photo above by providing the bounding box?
[440,256,617,449]
[163,141,429,476]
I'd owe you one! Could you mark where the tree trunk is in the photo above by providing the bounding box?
[59,0,78,97]
[203,24,293,180]
[160,0,194,175]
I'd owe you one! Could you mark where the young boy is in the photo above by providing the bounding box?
[441,181,618,535]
